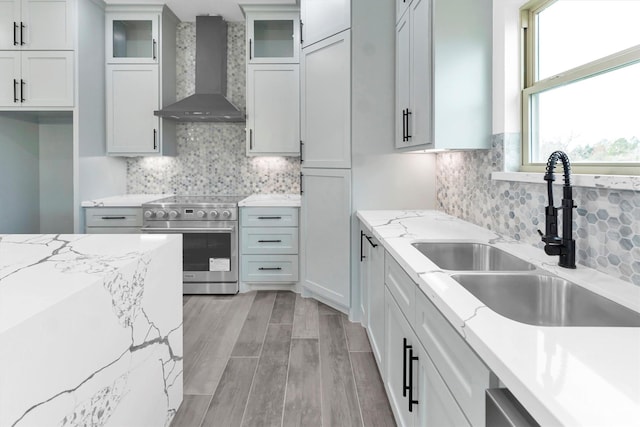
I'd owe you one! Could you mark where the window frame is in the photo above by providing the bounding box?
[520,0,640,175]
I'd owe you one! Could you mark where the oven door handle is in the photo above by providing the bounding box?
[141,227,235,233]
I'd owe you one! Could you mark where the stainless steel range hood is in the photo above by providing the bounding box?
[155,16,245,122]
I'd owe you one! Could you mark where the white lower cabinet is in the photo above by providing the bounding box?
[384,286,419,427]
[362,220,492,427]
[84,207,143,233]
[360,228,385,371]
[301,168,351,308]
[385,286,470,427]
[240,207,299,284]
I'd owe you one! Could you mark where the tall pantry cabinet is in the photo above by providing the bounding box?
[300,0,435,314]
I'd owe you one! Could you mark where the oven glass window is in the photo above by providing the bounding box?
[183,233,232,271]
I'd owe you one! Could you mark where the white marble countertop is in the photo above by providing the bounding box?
[80,194,171,207]
[238,193,301,207]
[0,233,183,426]
[357,210,640,427]
[0,234,180,333]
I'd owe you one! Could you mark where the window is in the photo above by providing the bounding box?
[521,0,640,175]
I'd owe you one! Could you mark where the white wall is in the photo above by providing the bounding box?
[493,0,527,134]
[0,114,40,233]
[39,116,74,233]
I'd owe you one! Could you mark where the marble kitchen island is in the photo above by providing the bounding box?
[0,234,183,427]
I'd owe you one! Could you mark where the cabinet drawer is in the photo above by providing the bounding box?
[415,289,491,427]
[85,208,142,227]
[241,255,299,282]
[385,252,416,323]
[241,227,298,254]
[85,227,141,234]
[241,207,298,227]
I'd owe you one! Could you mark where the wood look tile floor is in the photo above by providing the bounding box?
[172,291,395,427]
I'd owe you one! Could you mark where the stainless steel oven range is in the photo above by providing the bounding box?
[141,195,245,294]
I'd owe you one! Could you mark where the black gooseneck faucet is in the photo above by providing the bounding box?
[537,151,577,268]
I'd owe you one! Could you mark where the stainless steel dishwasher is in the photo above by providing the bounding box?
[486,389,540,427]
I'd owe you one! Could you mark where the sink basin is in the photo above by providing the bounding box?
[451,274,640,327]
[412,242,536,271]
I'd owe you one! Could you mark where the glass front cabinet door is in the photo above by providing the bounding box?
[106,13,159,64]
[246,9,300,64]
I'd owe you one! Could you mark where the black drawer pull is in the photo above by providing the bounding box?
[20,79,25,102]
[258,240,282,243]
[20,22,25,46]
[13,79,18,103]
[257,216,282,220]
[408,347,419,412]
[101,216,127,220]
[13,22,18,45]
[403,338,411,397]
[258,267,282,271]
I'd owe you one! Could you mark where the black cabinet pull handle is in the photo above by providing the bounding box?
[258,239,282,243]
[152,39,157,59]
[300,172,304,195]
[249,38,252,60]
[249,129,253,150]
[300,140,304,162]
[153,129,157,150]
[360,230,366,262]
[13,79,18,103]
[257,216,282,220]
[403,338,411,397]
[300,21,303,44]
[406,109,412,140]
[258,267,282,271]
[101,216,126,220]
[402,109,407,142]
[408,347,419,412]
[365,234,378,248]
[13,22,18,45]
[20,79,25,102]
[20,22,25,45]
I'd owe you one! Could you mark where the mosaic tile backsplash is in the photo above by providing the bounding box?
[127,22,301,195]
[436,134,640,286]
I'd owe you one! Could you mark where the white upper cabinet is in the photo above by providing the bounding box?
[21,51,73,107]
[245,6,300,64]
[106,64,159,155]
[301,0,350,48]
[395,0,431,149]
[246,64,300,156]
[0,50,73,107]
[300,31,351,168]
[0,51,20,105]
[0,0,74,50]
[395,0,491,151]
[106,12,159,64]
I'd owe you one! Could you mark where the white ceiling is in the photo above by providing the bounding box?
[104,0,298,23]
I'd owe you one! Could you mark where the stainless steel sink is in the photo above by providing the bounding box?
[451,274,640,327]
[412,242,536,271]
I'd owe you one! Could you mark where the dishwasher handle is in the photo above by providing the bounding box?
[486,389,540,427]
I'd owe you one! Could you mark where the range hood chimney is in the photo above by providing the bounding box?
[155,16,245,122]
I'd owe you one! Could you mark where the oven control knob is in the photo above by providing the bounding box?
[222,210,232,219]
[169,210,179,219]
[156,210,166,219]
[209,210,219,218]
[144,210,154,218]
[196,210,206,218]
